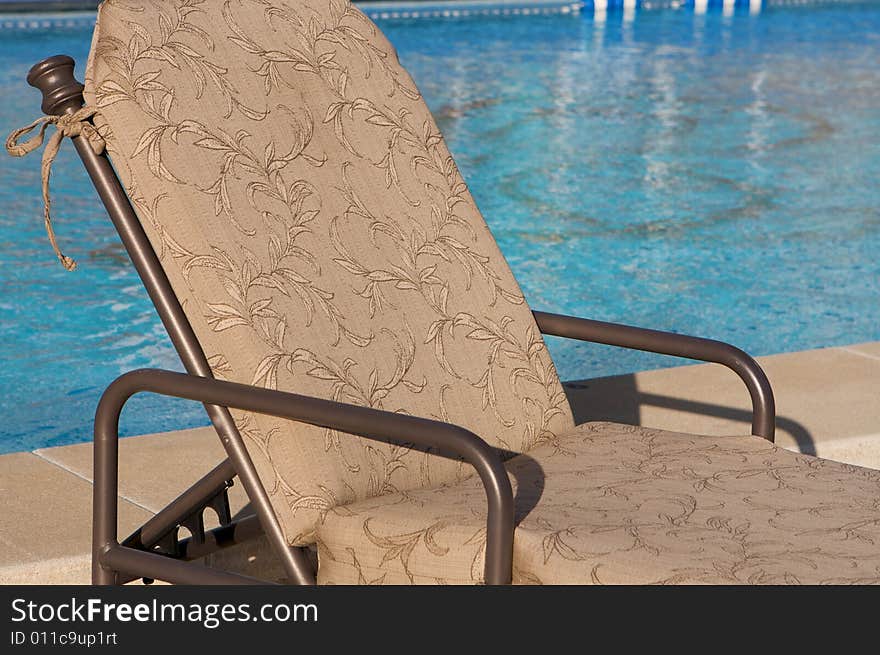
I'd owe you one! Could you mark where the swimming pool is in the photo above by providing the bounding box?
[1,2,878,452]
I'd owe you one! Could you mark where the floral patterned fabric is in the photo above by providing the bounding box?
[317,422,880,585]
[83,0,880,584]
[84,0,573,545]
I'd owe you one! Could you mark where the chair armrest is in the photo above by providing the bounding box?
[95,368,515,584]
[532,310,775,441]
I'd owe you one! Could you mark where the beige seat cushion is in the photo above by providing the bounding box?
[316,422,880,584]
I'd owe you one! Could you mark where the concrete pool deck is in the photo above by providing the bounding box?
[2,340,879,585]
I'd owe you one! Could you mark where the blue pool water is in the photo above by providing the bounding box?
[1,3,879,452]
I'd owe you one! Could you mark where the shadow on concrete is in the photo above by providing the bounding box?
[563,374,817,456]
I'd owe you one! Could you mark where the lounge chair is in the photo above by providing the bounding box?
[7,0,880,585]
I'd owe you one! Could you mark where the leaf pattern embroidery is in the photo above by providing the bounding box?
[85,0,573,546]
[315,423,880,585]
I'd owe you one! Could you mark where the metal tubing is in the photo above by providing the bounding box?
[101,545,270,585]
[26,55,315,586]
[93,389,119,585]
[533,310,776,440]
[97,369,516,585]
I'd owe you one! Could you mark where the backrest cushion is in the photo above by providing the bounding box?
[85,0,574,544]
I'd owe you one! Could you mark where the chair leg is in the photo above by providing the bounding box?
[92,399,119,585]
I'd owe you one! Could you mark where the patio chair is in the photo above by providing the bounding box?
[8,0,880,585]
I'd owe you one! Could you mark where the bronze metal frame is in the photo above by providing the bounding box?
[533,311,775,439]
[25,55,775,586]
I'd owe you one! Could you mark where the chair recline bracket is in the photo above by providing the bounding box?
[121,480,234,558]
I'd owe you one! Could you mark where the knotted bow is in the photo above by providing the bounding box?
[5,106,105,271]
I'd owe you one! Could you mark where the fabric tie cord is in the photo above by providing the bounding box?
[5,106,105,271]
